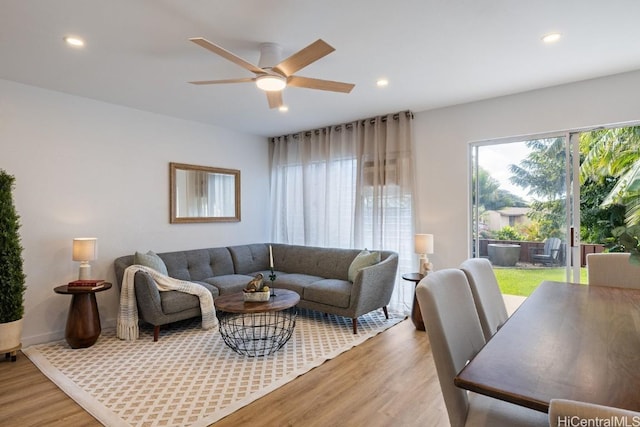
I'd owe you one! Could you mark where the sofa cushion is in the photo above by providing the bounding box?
[228,244,270,274]
[269,273,322,295]
[160,248,235,281]
[273,244,359,280]
[160,282,217,314]
[205,274,255,295]
[348,249,381,282]
[134,251,168,275]
[304,279,352,308]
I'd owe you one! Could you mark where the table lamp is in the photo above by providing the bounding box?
[73,237,98,280]
[415,234,434,275]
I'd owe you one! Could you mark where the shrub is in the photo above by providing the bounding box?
[0,170,26,323]
[495,226,524,241]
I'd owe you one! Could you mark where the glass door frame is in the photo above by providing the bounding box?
[469,131,576,280]
[471,121,640,284]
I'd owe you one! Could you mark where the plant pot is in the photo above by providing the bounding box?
[0,318,23,352]
[488,243,521,267]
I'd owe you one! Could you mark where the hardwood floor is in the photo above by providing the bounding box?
[0,319,449,426]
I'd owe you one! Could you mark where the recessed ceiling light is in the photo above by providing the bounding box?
[278,105,289,112]
[541,32,561,44]
[64,36,85,47]
[376,78,389,87]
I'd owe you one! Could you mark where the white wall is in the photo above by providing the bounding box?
[6,68,640,344]
[414,70,640,269]
[0,79,269,345]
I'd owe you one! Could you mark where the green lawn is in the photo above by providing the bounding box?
[494,267,587,296]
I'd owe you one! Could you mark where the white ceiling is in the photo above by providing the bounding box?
[3,0,640,137]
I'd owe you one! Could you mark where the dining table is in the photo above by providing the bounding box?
[454,280,640,413]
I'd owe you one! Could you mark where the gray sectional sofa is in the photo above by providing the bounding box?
[114,243,399,340]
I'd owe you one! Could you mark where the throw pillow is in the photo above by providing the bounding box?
[134,250,169,276]
[348,249,381,282]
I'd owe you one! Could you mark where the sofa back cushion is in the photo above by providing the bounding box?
[273,244,361,281]
[227,244,271,274]
[113,247,236,287]
[159,248,235,281]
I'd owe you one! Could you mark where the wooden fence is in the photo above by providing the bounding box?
[478,239,605,267]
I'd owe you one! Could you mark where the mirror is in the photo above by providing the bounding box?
[170,162,241,223]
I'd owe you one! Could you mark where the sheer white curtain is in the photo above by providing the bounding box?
[185,170,209,217]
[270,111,415,313]
[208,173,235,217]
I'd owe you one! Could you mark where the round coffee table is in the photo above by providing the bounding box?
[214,289,300,357]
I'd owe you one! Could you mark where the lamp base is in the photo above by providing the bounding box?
[419,255,433,275]
[78,262,91,280]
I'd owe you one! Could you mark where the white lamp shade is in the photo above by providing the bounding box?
[415,234,434,255]
[72,238,98,261]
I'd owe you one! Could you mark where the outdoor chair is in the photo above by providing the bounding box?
[549,399,640,427]
[416,269,547,427]
[586,252,640,289]
[460,258,509,341]
[529,237,561,266]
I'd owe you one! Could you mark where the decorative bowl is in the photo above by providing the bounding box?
[243,290,270,302]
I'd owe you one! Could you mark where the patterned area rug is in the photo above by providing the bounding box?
[24,309,403,427]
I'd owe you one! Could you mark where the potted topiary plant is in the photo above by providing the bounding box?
[0,169,27,360]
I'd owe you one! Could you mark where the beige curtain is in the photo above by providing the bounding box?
[270,111,415,312]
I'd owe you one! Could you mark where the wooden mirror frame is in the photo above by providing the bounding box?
[170,162,241,223]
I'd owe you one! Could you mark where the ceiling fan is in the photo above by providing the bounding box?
[188,38,355,109]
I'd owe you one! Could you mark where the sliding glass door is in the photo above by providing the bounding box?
[472,124,640,295]
[470,134,576,295]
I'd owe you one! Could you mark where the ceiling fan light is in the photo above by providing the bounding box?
[256,75,286,92]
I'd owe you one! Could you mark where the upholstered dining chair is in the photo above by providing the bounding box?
[549,399,640,427]
[586,252,640,288]
[416,269,547,427]
[460,258,509,341]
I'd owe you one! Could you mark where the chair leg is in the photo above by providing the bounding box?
[352,318,358,334]
[153,325,160,342]
[383,306,389,319]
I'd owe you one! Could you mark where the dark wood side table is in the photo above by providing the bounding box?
[402,273,425,331]
[54,283,112,349]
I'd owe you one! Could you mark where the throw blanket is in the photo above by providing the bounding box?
[117,265,218,340]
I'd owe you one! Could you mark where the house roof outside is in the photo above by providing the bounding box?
[497,207,530,217]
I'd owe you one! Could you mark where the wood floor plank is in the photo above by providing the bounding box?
[0,319,448,426]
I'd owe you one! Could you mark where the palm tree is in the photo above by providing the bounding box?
[580,126,640,224]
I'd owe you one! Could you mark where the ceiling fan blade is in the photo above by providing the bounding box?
[266,91,283,109]
[189,37,265,75]
[273,39,335,77]
[287,76,355,93]
[188,77,255,85]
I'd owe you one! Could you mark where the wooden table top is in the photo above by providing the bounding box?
[54,282,112,294]
[214,288,300,314]
[454,280,640,413]
[401,273,424,283]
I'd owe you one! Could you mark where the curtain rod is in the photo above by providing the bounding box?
[270,110,413,141]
